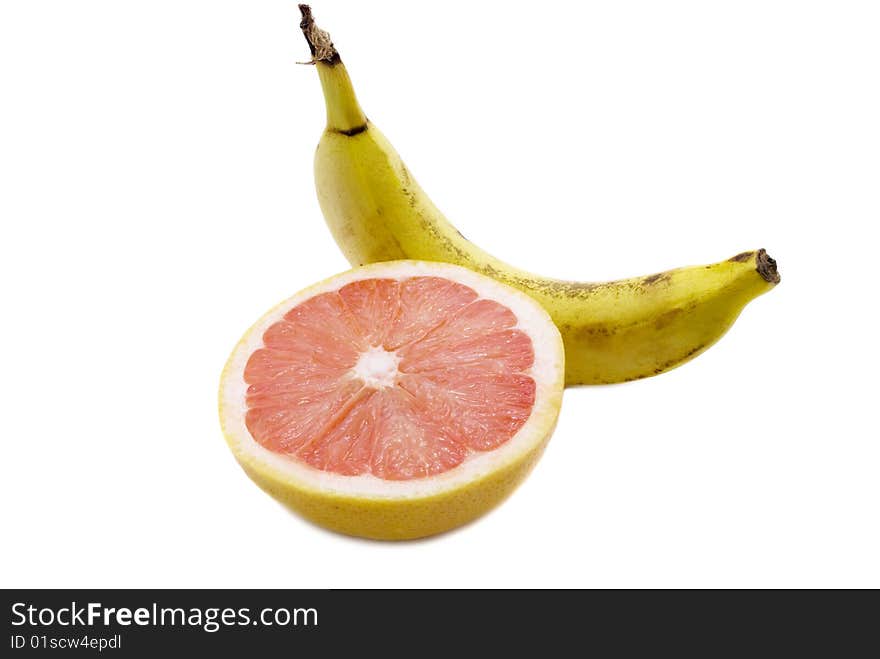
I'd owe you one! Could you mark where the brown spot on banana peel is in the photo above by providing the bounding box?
[410,210,478,267]
[331,123,369,137]
[728,251,755,263]
[399,169,419,209]
[642,272,670,285]
[576,324,617,338]
[506,276,602,299]
[652,343,707,375]
[382,232,406,261]
[653,307,684,330]
[400,166,411,185]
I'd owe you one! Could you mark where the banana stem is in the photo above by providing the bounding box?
[299,4,338,64]
[299,4,368,133]
[755,249,781,284]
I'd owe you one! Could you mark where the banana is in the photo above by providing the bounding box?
[298,6,780,385]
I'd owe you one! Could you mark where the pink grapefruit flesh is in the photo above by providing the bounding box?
[243,276,537,481]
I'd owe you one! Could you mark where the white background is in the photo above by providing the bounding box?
[1,0,878,588]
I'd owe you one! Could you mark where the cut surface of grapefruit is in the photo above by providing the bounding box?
[219,261,564,539]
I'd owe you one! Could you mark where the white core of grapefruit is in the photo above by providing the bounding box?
[219,261,564,538]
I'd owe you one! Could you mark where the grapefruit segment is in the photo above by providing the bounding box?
[384,276,479,349]
[399,329,534,375]
[219,261,564,539]
[337,278,400,346]
[368,387,469,480]
[295,388,379,476]
[397,372,536,452]
[244,377,363,454]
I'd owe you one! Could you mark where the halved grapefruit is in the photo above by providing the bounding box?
[219,261,564,540]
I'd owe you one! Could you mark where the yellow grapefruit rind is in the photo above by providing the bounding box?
[218,261,565,540]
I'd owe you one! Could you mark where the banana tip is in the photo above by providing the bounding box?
[299,4,340,65]
[756,249,781,284]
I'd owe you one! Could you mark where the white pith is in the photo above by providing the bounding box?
[352,345,401,389]
[219,261,564,500]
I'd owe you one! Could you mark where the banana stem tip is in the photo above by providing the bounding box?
[299,4,340,65]
[756,249,781,284]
